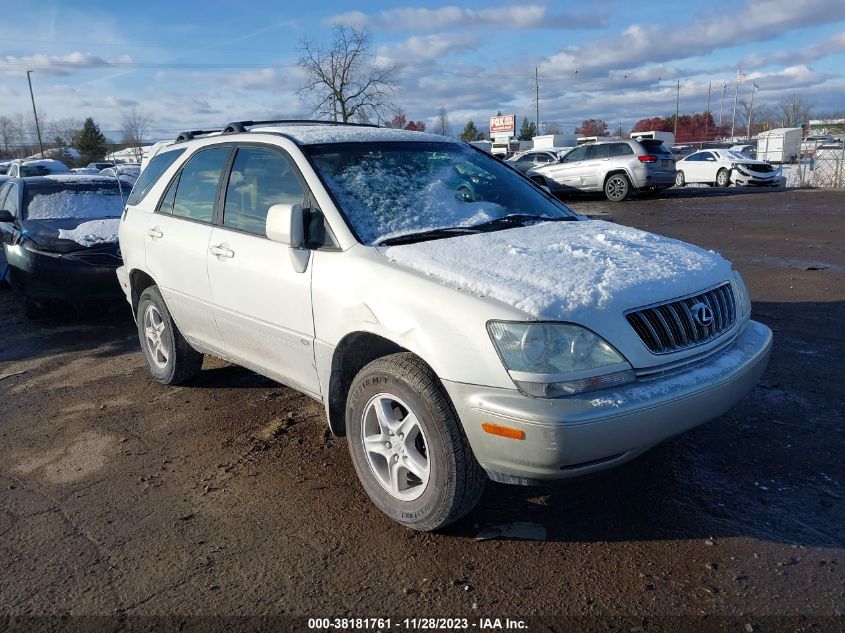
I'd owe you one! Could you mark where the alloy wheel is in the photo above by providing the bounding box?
[361,393,430,501]
[143,304,170,369]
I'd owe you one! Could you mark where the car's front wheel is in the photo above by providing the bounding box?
[136,286,203,385]
[604,173,630,201]
[675,170,686,187]
[346,352,485,531]
[716,168,731,187]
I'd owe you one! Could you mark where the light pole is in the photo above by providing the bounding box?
[26,70,45,158]
[746,82,759,142]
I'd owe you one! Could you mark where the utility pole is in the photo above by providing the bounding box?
[704,81,712,141]
[26,70,44,158]
[719,81,726,126]
[674,79,680,139]
[534,67,540,134]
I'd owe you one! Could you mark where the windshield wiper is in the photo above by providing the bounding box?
[379,227,479,246]
[469,213,576,231]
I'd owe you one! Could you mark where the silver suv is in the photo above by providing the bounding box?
[527,139,676,201]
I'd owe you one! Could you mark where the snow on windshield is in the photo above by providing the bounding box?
[308,143,567,245]
[25,188,126,220]
[57,218,120,247]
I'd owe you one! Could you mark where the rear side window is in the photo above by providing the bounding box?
[222,147,305,236]
[127,148,186,206]
[171,148,231,223]
[610,143,634,156]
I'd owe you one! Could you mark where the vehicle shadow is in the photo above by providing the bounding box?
[558,185,789,204]
[446,299,844,548]
[0,287,135,364]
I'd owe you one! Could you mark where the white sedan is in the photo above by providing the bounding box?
[675,149,782,187]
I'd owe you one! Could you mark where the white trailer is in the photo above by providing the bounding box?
[757,128,802,164]
[630,131,675,147]
[533,134,576,150]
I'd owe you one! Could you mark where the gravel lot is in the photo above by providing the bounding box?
[1,187,843,631]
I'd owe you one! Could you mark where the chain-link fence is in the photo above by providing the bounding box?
[811,146,845,188]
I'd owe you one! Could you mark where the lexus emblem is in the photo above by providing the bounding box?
[691,302,714,327]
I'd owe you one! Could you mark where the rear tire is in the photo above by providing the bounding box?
[716,168,731,187]
[136,286,203,385]
[346,352,485,531]
[604,173,630,201]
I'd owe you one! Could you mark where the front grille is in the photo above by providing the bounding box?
[65,250,123,267]
[744,163,772,173]
[626,283,736,354]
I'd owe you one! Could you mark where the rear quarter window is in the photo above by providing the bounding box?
[640,139,670,154]
[127,148,186,206]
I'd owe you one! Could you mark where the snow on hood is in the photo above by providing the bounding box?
[381,220,730,320]
[57,218,120,247]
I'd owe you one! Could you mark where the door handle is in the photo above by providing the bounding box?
[210,244,235,258]
[147,227,163,239]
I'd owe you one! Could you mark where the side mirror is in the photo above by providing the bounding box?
[0,210,14,223]
[266,203,304,247]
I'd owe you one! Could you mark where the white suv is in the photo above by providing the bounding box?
[117,121,772,530]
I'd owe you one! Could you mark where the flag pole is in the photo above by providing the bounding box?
[730,66,741,139]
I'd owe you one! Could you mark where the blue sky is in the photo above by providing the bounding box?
[1,0,844,141]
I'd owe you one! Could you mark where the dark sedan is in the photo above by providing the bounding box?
[0,175,128,318]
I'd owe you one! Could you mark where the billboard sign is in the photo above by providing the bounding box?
[490,114,516,139]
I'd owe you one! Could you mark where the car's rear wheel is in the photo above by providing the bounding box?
[346,352,485,531]
[716,168,731,187]
[604,174,630,201]
[675,171,686,187]
[136,286,203,385]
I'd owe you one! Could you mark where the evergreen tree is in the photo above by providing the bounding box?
[74,118,108,165]
[518,117,537,141]
[459,120,484,142]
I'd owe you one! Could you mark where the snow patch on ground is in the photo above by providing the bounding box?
[382,220,728,319]
[58,219,120,247]
[781,164,815,187]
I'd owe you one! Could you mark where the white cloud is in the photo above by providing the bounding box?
[540,0,845,77]
[377,33,479,63]
[0,52,134,76]
[329,5,605,31]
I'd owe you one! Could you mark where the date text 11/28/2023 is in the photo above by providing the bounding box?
[307,617,528,630]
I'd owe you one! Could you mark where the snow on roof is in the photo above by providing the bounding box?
[250,125,452,145]
[38,174,122,185]
[19,158,69,169]
[382,220,728,320]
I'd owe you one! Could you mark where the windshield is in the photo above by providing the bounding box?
[21,164,69,177]
[304,141,574,245]
[24,183,128,220]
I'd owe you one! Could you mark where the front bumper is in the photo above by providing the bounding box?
[5,244,124,301]
[444,320,772,485]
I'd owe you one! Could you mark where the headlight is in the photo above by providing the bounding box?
[487,321,635,398]
[732,270,751,317]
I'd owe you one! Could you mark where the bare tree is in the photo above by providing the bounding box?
[121,106,153,162]
[45,118,81,147]
[432,105,451,136]
[297,26,399,123]
[543,122,561,134]
[777,95,812,128]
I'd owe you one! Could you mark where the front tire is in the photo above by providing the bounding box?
[136,286,203,385]
[675,171,686,187]
[346,353,485,531]
[716,168,731,187]
[604,173,630,201]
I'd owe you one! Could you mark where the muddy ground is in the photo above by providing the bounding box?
[0,187,843,630]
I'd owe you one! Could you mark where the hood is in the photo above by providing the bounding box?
[380,220,732,321]
[20,217,120,253]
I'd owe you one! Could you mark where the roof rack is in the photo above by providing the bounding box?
[174,119,380,144]
[174,130,222,142]
[221,119,380,133]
